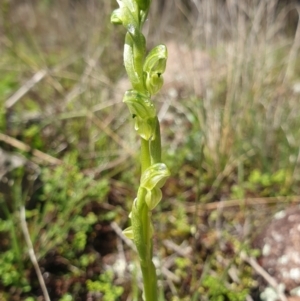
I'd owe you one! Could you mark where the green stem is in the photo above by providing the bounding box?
[150,117,162,164]
[141,118,162,300]
[141,117,162,172]
[141,138,151,173]
[140,135,159,300]
[111,2,168,300]
[141,259,158,301]
[139,123,161,301]
[132,188,158,301]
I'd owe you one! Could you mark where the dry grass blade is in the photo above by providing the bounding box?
[241,252,288,301]
[5,70,47,109]
[89,112,136,157]
[19,206,51,301]
[64,46,104,105]
[285,4,300,81]
[186,196,300,214]
[0,133,62,166]
[163,239,192,259]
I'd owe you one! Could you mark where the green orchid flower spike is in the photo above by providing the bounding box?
[111,1,169,300]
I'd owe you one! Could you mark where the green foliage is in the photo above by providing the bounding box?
[230,168,290,198]
[58,294,73,301]
[0,72,18,131]
[0,72,18,99]
[79,253,97,268]
[23,124,45,149]
[0,158,108,294]
[202,275,249,301]
[86,270,124,301]
[0,175,29,292]
[174,257,191,280]
[31,163,109,259]
[166,203,190,237]
[0,250,30,290]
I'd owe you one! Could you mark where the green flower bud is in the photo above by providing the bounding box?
[110,0,140,31]
[141,163,170,191]
[144,45,167,74]
[111,9,123,25]
[124,90,157,140]
[145,72,164,95]
[145,186,162,210]
[135,117,156,141]
[123,90,156,119]
[123,226,134,239]
[143,44,167,95]
[141,163,169,210]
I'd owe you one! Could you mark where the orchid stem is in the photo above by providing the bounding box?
[111,1,169,299]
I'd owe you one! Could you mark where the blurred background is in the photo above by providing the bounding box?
[1,0,300,300]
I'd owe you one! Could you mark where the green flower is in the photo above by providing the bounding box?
[123,90,156,140]
[110,0,140,31]
[123,90,155,119]
[143,44,167,95]
[140,163,170,210]
[134,117,156,141]
[123,226,134,239]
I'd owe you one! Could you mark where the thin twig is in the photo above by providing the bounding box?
[185,196,300,214]
[89,113,136,157]
[161,266,180,283]
[240,252,288,301]
[202,149,256,202]
[163,239,192,259]
[0,132,62,166]
[285,4,300,81]
[19,206,51,301]
[84,154,131,176]
[5,70,47,109]
[64,46,104,105]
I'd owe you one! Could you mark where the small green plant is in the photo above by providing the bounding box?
[86,270,124,301]
[0,169,31,292]
[202,275,249,301]
[0,159,108,296]
[0,248,30,291]
[111,0,170,300]
[58,293,73,301]
[230,168,289,199]
[31,161,108,259]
